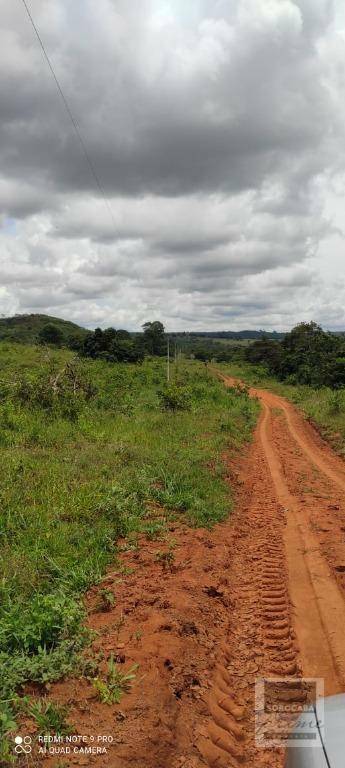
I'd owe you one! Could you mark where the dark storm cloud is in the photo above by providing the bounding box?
[0,0,344,329]
[0,0,336,199]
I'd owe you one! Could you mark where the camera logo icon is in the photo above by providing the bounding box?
[14,735,32,754]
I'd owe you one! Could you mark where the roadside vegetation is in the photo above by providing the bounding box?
[0,342,258,759]
[219,323,345,454]
[245,321,345,388]
[224,362,345,455]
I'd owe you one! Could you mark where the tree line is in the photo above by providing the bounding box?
[246,322,345,388]
[37,318,345,387]
[38,320,166,363]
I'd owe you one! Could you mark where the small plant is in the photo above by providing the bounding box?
[27,698,72,736]
[119,565,134,576]
[142,520,165,540]
[123,532,139,551]
[0,702,17,735]
[328,390,343,415]
[92,655,138,705]
[98,588,116,612]
[0,701,17,765]
[155,549,175,570]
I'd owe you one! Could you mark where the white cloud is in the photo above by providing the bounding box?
[0,0,344,330]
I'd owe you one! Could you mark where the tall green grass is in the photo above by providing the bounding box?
[0,344,258,754]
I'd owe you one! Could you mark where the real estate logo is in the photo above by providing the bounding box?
[255,677,324,748]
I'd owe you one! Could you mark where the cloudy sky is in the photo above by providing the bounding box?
[1,0,345,331]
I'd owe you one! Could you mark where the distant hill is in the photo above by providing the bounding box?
[0,314,88,344]
[172,330,285,340]
[0,314,287,346]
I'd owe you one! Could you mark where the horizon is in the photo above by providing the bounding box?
[2,311,345,336]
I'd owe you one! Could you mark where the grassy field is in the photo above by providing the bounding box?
[0,344,258,759]
[219,361,345,455]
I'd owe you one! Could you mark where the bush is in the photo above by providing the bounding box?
[15,360,96,420]
[158,383,191,411]
[328,390,343,415]
[0,594,84,654]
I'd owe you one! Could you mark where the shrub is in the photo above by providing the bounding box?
[0,701,17,765]
[15,360,96,420]
[0,594,84,654]
[158,383,191,411]
[328,390,343,415]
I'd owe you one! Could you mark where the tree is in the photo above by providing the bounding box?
[80,328,144,363]
[246,338,282,374]
[38,323,64,346]
[193,346,209,362]
[245,321,345,388]
[142,321,166,356]
[280,322,337,385]
[107,337,144,363]
[66,334,84,352]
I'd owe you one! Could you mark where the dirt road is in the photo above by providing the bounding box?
[223,375,345,693]
[41,378,345,768]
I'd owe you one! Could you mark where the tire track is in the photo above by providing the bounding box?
[259,399,345,694]
[198,424,300,767]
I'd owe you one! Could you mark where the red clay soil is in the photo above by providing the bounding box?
[26,377,345,768]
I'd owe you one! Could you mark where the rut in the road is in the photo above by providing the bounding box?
[199,407,301,768]
[260,398,345,693]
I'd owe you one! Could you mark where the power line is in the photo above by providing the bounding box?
[19,0,118,229]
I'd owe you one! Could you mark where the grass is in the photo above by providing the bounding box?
[218,361,345,455]
[92,656,138,705]
[0,343,258,759]
[25,698,72,736]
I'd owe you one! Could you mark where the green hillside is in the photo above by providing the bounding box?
[0,314,88,344]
